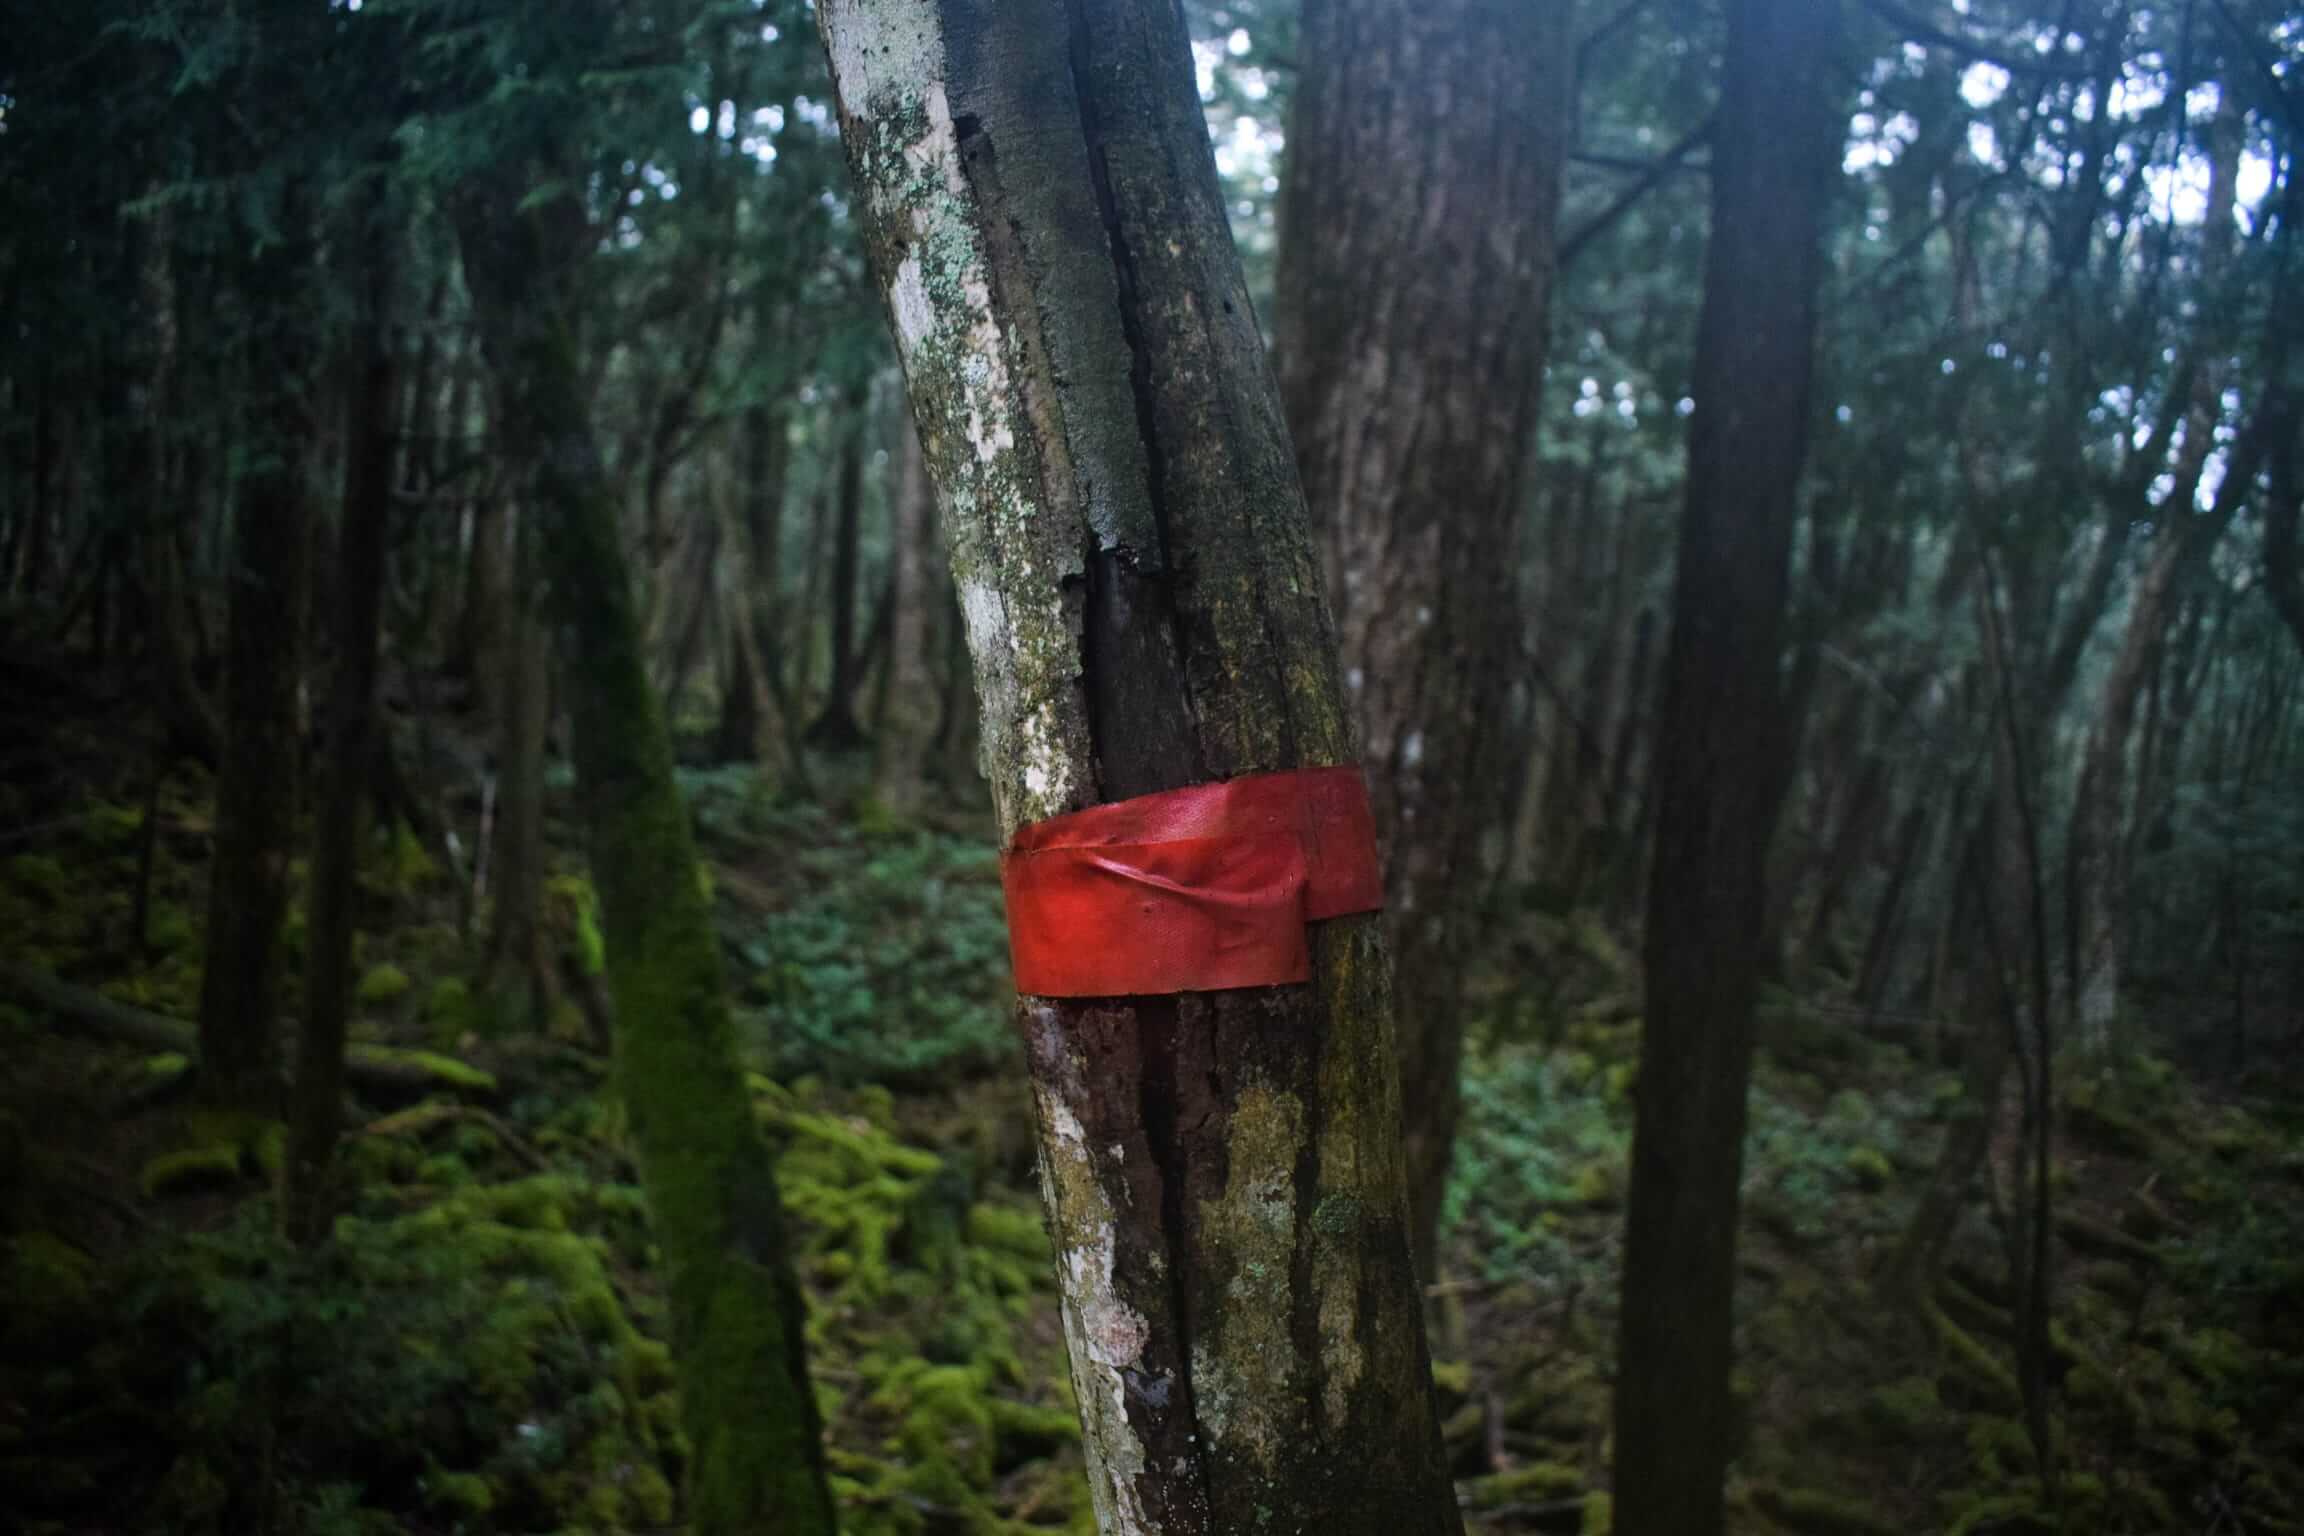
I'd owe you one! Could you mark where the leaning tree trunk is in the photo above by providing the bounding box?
[1612,0,1838,1531]
[817,2,1460,1531]
[456,186,837,1536]
[2066,106,2245,1057]
[197,220,315,1115]
[1272,0,1574,1278]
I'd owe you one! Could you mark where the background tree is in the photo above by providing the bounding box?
[1273,0,1576,1277]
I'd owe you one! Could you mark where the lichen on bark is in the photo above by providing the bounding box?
[818,3,1461,1530]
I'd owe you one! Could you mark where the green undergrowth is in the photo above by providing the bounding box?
[1443,983,2304,1534]
[683,780,1016,1084]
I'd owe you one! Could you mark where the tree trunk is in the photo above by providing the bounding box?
[456,179,838,1536]
[716,402,795,770]
[873,411,937,812]
[2066,107,2245,1056]
[196,221,316,1116]
[805,389,871,750]
[817,2,1460,1530]
[1611,0,1838,1530]
[481,516,556,1038]
[1273,0,1574,1278]
[286,236,398,1244]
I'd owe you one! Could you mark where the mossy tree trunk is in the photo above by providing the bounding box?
[455,182,838,1536]
[285,224,398,1244]
[1611,0,1838,1530]
[1272,0,1574,1278]
[197,211,315,1116]
[816,4,1459,1530]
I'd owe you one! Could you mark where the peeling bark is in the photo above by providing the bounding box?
[817,2,1458,1529]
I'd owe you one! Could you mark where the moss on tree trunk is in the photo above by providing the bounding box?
[456,185,837,1536]
[816,3,1459,1529]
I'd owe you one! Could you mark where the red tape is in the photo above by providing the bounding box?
[999,765,1384,998]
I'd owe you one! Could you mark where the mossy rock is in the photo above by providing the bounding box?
[140,1144,245,1199]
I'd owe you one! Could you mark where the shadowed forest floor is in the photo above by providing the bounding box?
[4,654,2302,1535]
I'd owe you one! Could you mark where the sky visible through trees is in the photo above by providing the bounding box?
[1,0,2302,1533]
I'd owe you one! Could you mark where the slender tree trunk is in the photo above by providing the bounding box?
[2067,108,2245,1056]
[819,3,1460,1529]
[805,390,871,750]
[1611,0,1838,1530]
[873,412,937,812]
[1272,0,1574,1276]
[456,174,838,1536]
[197,221,316,1115]
[481,512,556,1037]
[286,236,397,1244]
[717,402,794,769]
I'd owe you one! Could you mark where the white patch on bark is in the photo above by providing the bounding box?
[821,0,1086,836]
[1029,1017,1158,1536]
[890,252,934,352]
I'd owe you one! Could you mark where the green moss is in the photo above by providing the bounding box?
[423,1469,494,1517]
[1843,1145,1894,1190]
[1582,1489,1613,1535]
[349,1045,497,1094]
[6,1232,93,1319]
[1864,1375,1942,1438]
[140,1144,244,1198]
[425,977,473,1046]
[356,963,412,1007]
[1749,1484,1899,1536]
[1467,1462,1583,1509]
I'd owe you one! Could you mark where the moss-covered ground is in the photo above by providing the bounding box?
[3,676,2300,1534]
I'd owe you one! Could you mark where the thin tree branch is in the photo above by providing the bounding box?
[1560,114,1715,270]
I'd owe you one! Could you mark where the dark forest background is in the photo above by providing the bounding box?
[2,0,2302,1532]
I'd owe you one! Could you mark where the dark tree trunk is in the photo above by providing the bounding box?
[819,2,1460,1529]
[196,223,316,1115]
[481,517,556,1038]
[805,390,871,750]
[285,237,398,1244]
[1272,0,1574,1276]
[1611,0,1839,1530]
[456,165,837,1536]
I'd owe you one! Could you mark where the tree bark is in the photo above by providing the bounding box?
[804,387,872,750]
[286,234,398,1244]
[196,217,315,1115]
[817,2,1460,1530]
[1611,0,1839,1530]
[480,516,556,1038]
[456,171,838,1536]
[1272,0,1575,1278]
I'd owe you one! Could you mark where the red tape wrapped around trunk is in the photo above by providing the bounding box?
[998,765,1385,998]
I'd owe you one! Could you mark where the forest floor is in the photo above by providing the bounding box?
[4,652,2303,1536]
